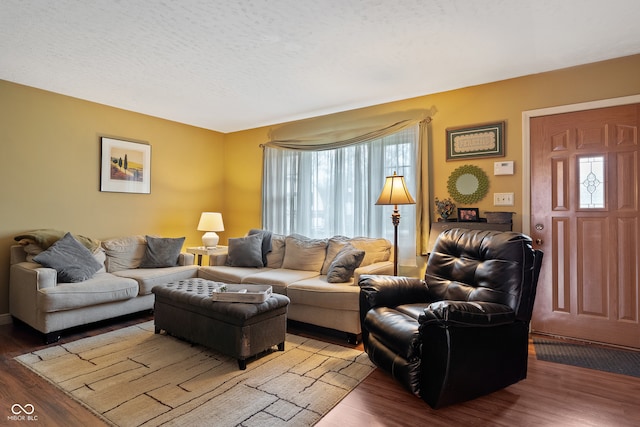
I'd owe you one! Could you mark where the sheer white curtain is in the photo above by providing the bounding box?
[262,126,419,267]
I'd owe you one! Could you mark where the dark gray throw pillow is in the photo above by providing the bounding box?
[226,233,264,267]
[326,244,365,283]
[139,236,185,268]
[248,228,273,265]
[33,232,103,283]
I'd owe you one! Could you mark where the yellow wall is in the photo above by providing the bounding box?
[224,54,640,235]
[2,54,639,318]
[0,81,225,315]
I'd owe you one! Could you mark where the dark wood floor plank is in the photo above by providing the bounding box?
[2,314,639,427]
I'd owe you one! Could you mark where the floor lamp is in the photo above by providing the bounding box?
[376,171,416,276]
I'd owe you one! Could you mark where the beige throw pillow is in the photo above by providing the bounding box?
[349,237,392,266]
[265,234,286,268]
[101,235,147,272]
[281,234,327,272]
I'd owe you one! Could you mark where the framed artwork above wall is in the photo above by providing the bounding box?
[100,137,151,194]
[446,121,505,161]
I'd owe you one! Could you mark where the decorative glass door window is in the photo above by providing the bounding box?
[578,155,605,209]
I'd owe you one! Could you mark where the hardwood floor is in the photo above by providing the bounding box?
[2,314,639,427]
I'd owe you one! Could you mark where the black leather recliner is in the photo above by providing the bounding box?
[359,228,543,408]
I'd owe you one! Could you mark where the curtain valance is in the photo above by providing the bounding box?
[264,109,431,151]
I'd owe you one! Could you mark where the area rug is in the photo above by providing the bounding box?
[15,321,375,426]
[533,338,640,378]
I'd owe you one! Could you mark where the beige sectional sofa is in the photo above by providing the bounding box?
[9,229,393,344]
[10,231,198,343]
[198,232,394,343]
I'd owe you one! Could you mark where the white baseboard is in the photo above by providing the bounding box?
[0,312,13,325]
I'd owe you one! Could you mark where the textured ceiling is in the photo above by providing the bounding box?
[1,0,639,133]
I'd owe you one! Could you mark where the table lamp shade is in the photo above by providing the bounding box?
[197,212,224,247]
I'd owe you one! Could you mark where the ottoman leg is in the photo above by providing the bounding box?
[238,359,247,370]
[278,342,285,351]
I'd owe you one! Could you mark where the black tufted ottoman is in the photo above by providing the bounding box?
[152,278,290,369]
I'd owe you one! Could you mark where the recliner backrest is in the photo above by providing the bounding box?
[425,228,542,321]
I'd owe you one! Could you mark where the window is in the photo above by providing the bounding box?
[262,125,418,265]
[578,155,605,209]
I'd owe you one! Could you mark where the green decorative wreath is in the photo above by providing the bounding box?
[447,164,489,204]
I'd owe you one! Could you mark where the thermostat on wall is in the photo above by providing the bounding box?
[494,161,514,175]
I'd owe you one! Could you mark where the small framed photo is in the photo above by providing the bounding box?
[446,121,505,161]
[458,207,479,222]
[100,137,151,194]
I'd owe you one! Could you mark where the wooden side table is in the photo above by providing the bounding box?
[186,246,228,266]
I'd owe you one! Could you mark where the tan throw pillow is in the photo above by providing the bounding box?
[321,235,350,275]
[101,235,147,272]
[281,234,327,272]
[265,234,286,268]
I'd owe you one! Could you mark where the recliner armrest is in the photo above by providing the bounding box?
[359,274,429,310]
[419,301,515,327]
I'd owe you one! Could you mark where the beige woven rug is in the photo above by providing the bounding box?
[15,321,375,426]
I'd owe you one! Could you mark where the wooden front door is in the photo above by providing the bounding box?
[530,104,640,349]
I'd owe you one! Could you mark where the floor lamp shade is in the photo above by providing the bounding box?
[375,172,415,275]
[375,172,416,206]
[197,212,224,247]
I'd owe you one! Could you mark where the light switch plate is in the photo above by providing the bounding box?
[494,161,514,175]
[494,192,514,206]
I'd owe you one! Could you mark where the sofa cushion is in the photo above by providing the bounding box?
[327,244,365,283]
[37,273,138,312]
[114,265,198,295]
[349,237,392,266]
[265,234,286,268]
[102,235,147,272]
[226,234,264,267]
[139,236,185,268]
[287,278,361,310]
[240,268,321,294]
[33,232,103,283]
[198,265,273,284]
[281,234,327,272]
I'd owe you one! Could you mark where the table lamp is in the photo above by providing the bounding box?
[197,212,224,248]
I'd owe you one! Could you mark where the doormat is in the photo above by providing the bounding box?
[533,338,640,378]
[15,321,375,426]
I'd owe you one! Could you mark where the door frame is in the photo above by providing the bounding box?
[521,94,640,235]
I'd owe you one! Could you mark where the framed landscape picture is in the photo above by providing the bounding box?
[446,121,505,161]
[100,137,151,194]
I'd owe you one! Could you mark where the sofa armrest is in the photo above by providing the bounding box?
[419,301,516,328]
[359,274,429,311]
[10,262,58,327]
[353,261,393,285]
[10,262,58,290]
[178,252,195,266]
[208,253,228,266]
